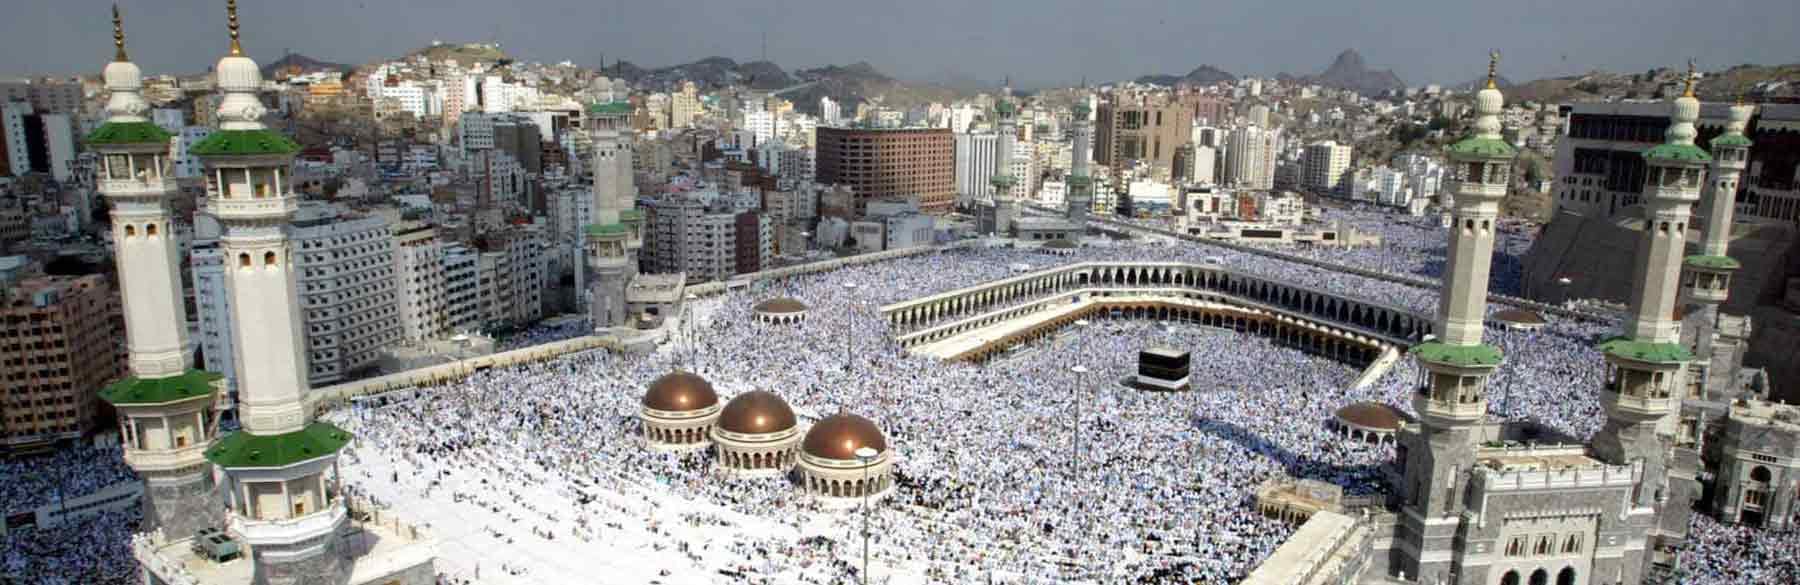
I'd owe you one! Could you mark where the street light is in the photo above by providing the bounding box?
[855,446,880,585]
[683,293,699,370]
[843,282,859,373]
[1069,362,1089,580]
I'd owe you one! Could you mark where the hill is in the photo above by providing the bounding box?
[262,53,349,79]
[1134,64,1237,87]
[1506,63,1800,104]
[608,56,795,90]
[1289,49,1405,96]
[788,62,960,115]
[408,43,507,65]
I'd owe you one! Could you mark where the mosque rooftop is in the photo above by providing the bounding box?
[190,129,301,156]
[205,421,351,469]
[86,121,173,145]
[100,369,220,406]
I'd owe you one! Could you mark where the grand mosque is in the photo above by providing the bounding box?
[85,3,1796,585]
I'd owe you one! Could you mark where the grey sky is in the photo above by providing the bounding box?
[6,0,1798,88]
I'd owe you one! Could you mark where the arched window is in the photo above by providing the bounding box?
[238,253,251,268]
[1501,570,1521,585]
[124,225,136,238]
[1506,538,1525,557]
[1530,568,1549,585]
[1563,534,1581,554]
[1751,465,1772,483]
[1535,535,1552,555]
[264,251,277,267]
[145,223,158,236]
[1557,567,1576,585]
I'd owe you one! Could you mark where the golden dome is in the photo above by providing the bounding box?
[1335,402,1406,432]
[643,371,718,412]
[717,391,796,435]
[754,297,808,314]
[802,413,888,461]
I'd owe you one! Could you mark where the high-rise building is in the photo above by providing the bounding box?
[644,195,769,282]
[1095,88,1195,173]
[954,131,997,206]
[0,78,83,113]
[670,81,700,129]
[1,274,124,450]
[820,96,842,126]
[191,7,355,581]
[89,10,224,536]
[291,203,399,384]
[478,227,546,328]
[1224,126,1278,190]
[1303,140,1353,197]
[393,222,450,342]
[815,126,955,214]
[1067,96,1096,221]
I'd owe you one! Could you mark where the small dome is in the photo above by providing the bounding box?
[754,298,808,314]
[1335,402,1406,432]
[215,55,262,92]
[103,60,141,91]
[803,413,888,461]
[717,391,796,435]
[643,371,718,412]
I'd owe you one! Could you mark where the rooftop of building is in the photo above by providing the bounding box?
[1476,450,1604,473]
[625,273,687,303]
[1729,399,1800,431]
[135,508,435,585]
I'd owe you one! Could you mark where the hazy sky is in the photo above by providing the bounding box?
[6,0,1798,87]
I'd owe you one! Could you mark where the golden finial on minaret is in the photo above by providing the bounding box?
[227,0,242,56]
[1485,50,1500,90]
[112,4,128,62]
[1683,59,1697,98]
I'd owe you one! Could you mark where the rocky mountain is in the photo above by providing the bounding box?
[605,56,795,90]
[1296,49,1406,96]
[261,53,350,78]
[1134,64,1238,87]
[787,62,960,115]
[407,43,507,66]
[1507,63,1800,104]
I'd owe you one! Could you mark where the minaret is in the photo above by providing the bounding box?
[1066,88,1094,224]
[1682,96,1753,397]
[1593,61,1706,513]
[196,3,353,583]
[990,82,1020,235]
[1397,52,1511,584]
[586,100,641,331]
[93,4,228,543]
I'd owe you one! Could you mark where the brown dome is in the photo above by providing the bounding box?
[643,371,719,412]
[754,297,808,314]
[1335,402,1406,432]
[717,391,796,434]
[1492,309,1545,325]
[802,413,888,461]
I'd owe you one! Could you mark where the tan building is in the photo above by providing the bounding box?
[815,126,955,214]
[1095,89,1196,174]
[1,274,126,450]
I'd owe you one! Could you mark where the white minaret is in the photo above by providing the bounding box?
[94,4,227,543]
[1066,90,1094,224]
[1593,63,1706,513]
[1682,98,1754,396]
[586,101,641,331]
[1397,52,1512,585]
[197,3,352,583]
[990,84,1020,235]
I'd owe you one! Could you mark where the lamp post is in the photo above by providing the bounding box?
[683,293,698,370]
[1070,360,1090,580]
[855,446,879,585]
[843,282,858,373]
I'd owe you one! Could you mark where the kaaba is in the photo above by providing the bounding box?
[1134,346,1191,391]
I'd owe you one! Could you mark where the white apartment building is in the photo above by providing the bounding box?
[41,113,75,183]
[1303,140,1353,197]
[460,112,497,154]
[172,126,212,178]
[1224,126,1280,190]
[444,244,482,333]
[820,96,842,126]
[2,102,30,175]
[393,223,450,342]
[475,227,545,329]
[292,203,401,385]
[955,131,998,203]
[189,241,235,393]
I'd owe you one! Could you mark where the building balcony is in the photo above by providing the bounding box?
[124,443,213,473]
[229,504,346,547]
[100,177,177,198]
[1601,388,1671,420]
[206,197,299,221]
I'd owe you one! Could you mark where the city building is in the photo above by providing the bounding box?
[814,126,955,214]
[954,131,997,207]
[392,223,450,342]
[1225,126,1280,190]
[291,203,400,384]
[1095,88,1196,173]
[0,274,123,450]
[1303,140,1353,198]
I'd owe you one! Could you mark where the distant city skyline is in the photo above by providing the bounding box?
[2,0,1797,88]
